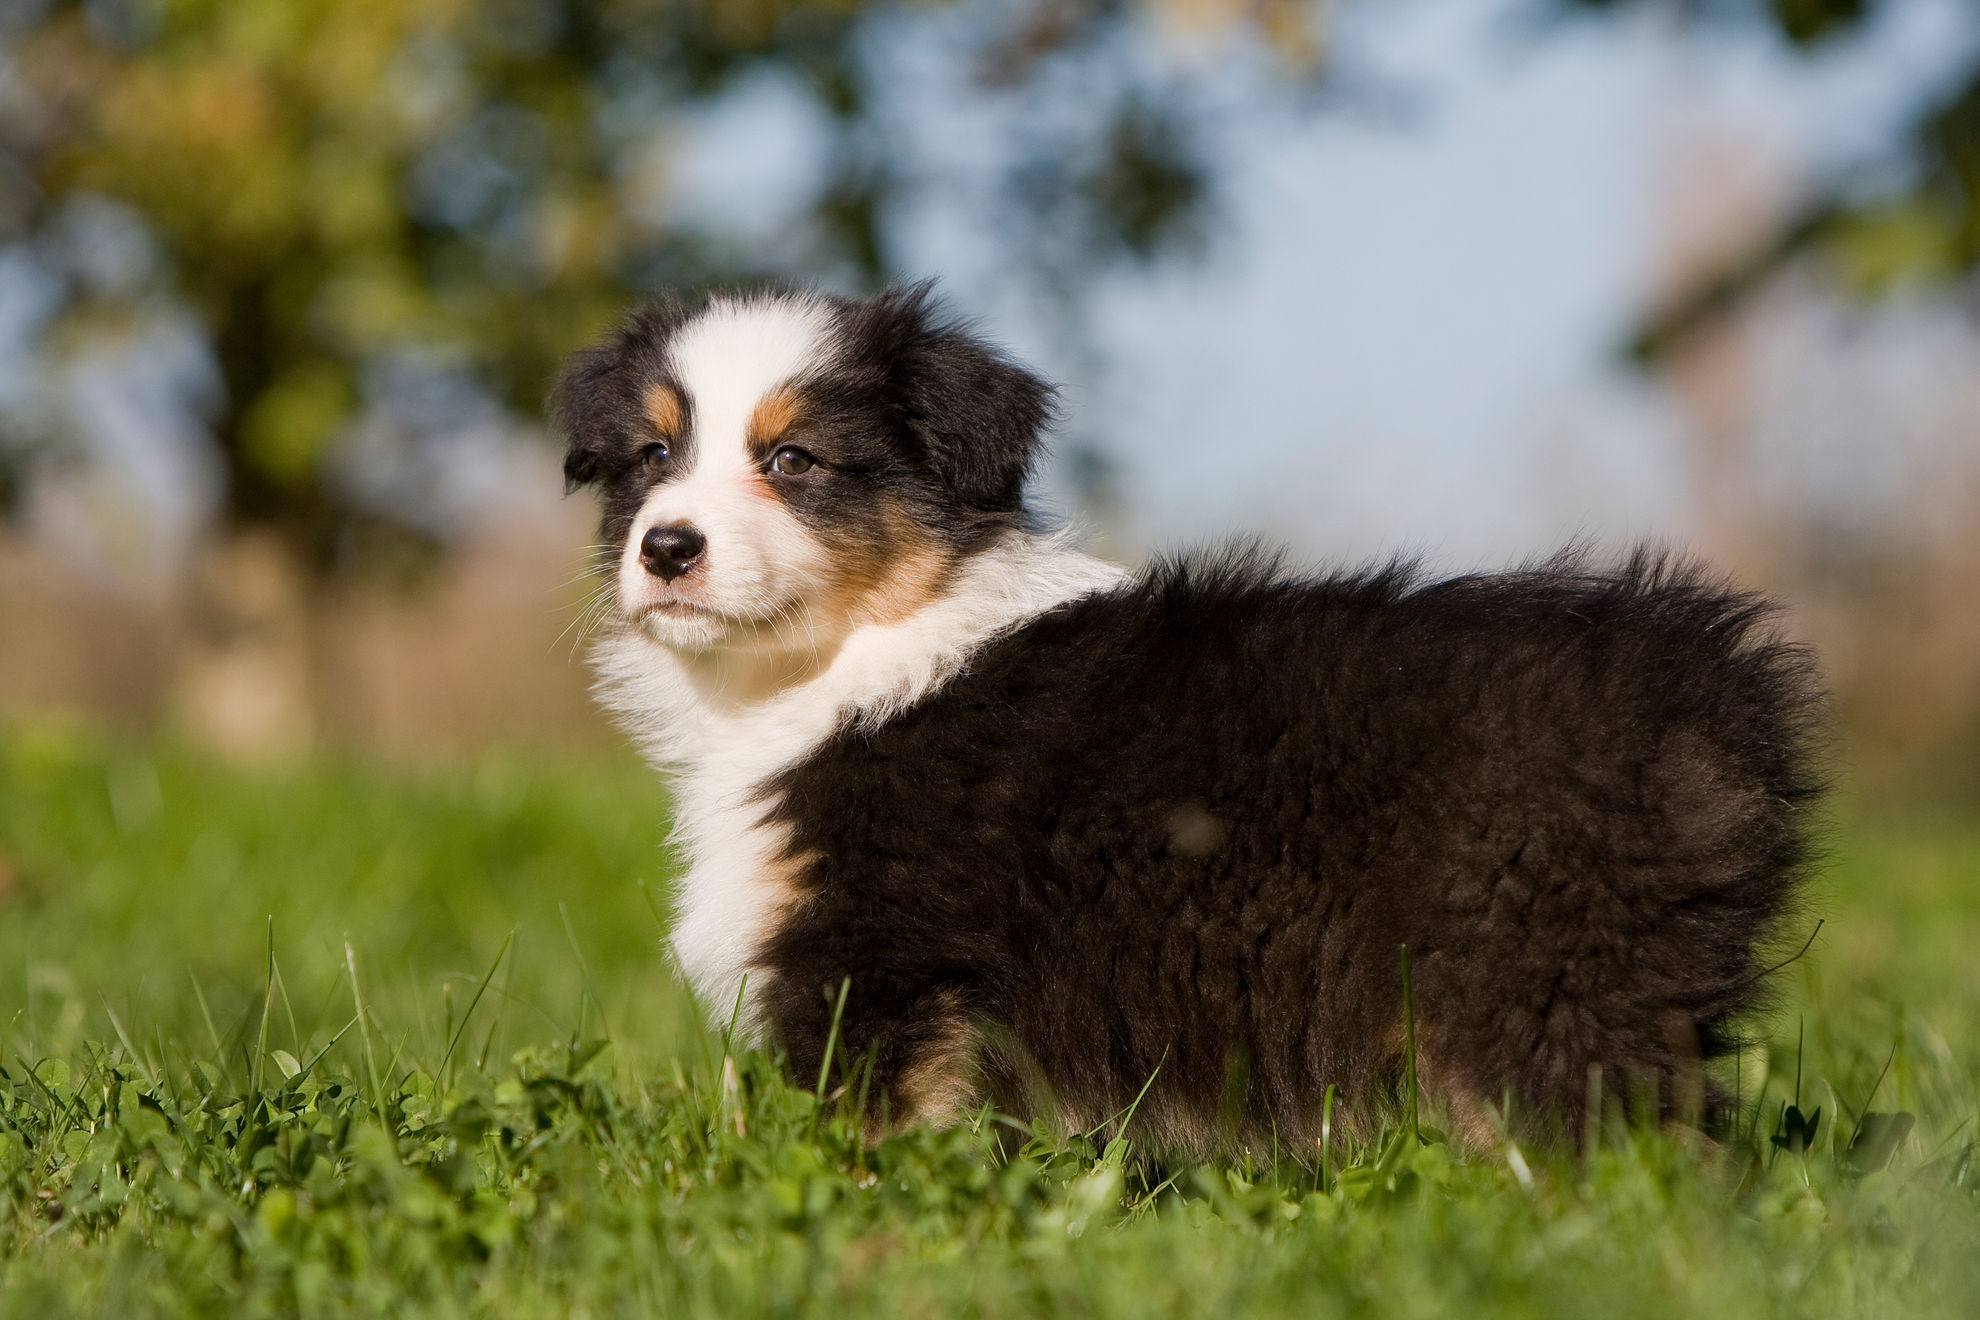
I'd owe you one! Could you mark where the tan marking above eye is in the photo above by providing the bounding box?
[748,384,802,448]
[643,381,684,438]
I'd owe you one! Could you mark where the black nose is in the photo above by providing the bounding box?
[639,524,706,581]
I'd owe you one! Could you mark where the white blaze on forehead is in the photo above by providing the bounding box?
[669,296,834,462]
[616,294,841,646]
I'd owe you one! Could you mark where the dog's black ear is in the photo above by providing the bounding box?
[549,341,623,491]
[852,283,1055,513]
[549,300,688,492]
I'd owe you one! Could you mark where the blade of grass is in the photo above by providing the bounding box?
[271,960,301,1056]
[382,1027,412,1094]
[15,1051,87,1129]
[477,932,521,1071]
[721,974,748,1057]
[346,940,384,1119]
[250,917,276,1098]
[1320,1083,1337,1193]
[1847,1038,1902,1144]
[187,969,225,1064]
[1089,1046,1167,1145]
[703,974,750,1140]
[1400,943,1420,1145]
[559,901,605,1046]
[99,997,155,1090]
[816,977,851,1101]
[296,1015,359,1082]
[438,932,514,1083]
[1794,1017,1805,1112]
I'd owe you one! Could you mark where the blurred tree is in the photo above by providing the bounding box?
[0,0,1318,565]
[6,0,1970,565]
[1566,0,1980,361]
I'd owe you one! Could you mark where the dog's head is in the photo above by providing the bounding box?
[553,284,1052,653]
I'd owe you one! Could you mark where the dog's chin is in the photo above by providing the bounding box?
[630,601,738,653]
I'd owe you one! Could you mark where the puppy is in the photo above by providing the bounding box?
[554,283,1821,1153]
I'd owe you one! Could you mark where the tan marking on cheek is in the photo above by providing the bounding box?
[643,382,684,437]
[846,543,954,627]
[747,384,803,448]
[733,493,952,649]
[815,501,956,629]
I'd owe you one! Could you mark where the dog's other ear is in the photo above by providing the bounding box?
[549,299,687,491]
[853,283,1055,513]
[549,341,623,491]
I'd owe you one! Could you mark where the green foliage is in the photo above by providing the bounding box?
[10,0,856,540]
[1578,0,1980,359]
[1,0,1297,556]
[4,726,1980,1314]
[1767,0,1869,47]
[11,0,1971,547]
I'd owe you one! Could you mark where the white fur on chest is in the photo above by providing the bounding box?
[592,533,1125,1028]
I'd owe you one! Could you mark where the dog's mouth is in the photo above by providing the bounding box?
[628,598,728,627]
[619,570,819,647]
[636,599,716,618]
[626,595,784,635]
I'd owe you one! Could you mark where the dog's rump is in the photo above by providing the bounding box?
[757,546,1821,1148]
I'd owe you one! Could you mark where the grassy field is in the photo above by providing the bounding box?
[3,723,1980,1317]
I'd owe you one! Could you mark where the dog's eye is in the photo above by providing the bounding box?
[640,441,669,466]
[771,446,815,476]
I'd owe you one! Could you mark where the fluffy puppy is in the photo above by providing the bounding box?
[554,283,1822,1153]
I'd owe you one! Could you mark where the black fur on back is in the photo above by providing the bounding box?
[757,546,1823,1150]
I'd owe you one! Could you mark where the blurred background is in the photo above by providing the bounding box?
[1,0,1977,799]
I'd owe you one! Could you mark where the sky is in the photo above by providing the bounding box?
[662,0,1980,569]
[7,0,1979,579]
[999,0,1976,567]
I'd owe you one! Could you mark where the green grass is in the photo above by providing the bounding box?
[4,722,1980,1317]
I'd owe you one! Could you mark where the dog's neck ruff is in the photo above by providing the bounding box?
[592,529,1123,1024]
